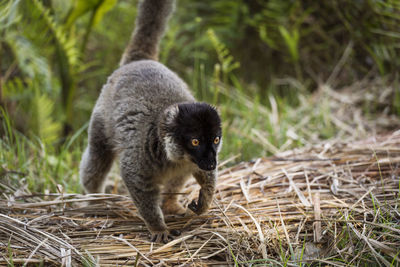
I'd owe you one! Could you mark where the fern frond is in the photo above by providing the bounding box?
[6,34,51,89]
[4,78,61,144]
[31,87,61,144]
[30,0,80,67]
[3,78,28,100]
[207,29,240,83]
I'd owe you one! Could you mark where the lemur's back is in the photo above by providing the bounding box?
[97,60,195,143]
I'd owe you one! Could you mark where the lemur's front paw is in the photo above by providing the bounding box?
[188,199,206,215]
[150,229,181,243]
[188,200,199,214]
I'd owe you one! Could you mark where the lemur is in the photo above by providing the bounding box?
[79,0,222,243]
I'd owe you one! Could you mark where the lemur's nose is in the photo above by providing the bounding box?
[207,162,216,170]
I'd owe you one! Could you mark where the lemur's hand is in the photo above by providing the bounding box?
[188,190,209,215]
[188,199,201,214]
[190,170,216,215]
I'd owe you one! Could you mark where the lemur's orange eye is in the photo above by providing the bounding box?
[191,139,199,146]
[214,136,220,144]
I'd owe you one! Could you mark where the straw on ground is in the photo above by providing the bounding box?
[1,131,400,266]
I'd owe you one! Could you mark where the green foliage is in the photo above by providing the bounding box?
[7,241,14,267]
[168,0,400,89]
[0,0,399,194]
[29,0,79,67]
[3,78,61,144]
[278,26,300,63]
[31,88,62,144]
[66,0,117,28]
[6,34,51,86]
[0,0,117,140]
[207,29,240,84]
[0,0,20,30]
[66,0,117,54]
[0,110,84,193]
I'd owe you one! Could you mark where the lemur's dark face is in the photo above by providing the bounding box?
[171,103,222,171]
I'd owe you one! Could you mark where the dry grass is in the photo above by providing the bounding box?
[1,131,400,266]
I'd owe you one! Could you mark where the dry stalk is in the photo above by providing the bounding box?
[1,132,399,265]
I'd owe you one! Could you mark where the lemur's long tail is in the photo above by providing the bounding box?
[119,0,175,66]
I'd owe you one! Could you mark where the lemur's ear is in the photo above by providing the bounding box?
[164,104,179,126]
[162,105,186,162]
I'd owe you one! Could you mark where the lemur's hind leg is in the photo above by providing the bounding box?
[161,176,190,215]
[80,113,115,193]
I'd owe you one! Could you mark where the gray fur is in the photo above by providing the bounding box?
[81,60,221,240]
[119,0,175,65]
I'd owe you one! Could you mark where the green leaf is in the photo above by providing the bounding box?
[279,26,299,62]
[66,0,117,28]
[66,0,98,28]
[93,0,117,26]
[0,0,21,30]
[259,24,278,49]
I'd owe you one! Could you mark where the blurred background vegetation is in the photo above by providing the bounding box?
[1,0,400,192]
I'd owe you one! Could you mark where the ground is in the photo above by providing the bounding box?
[1,132,400,266]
